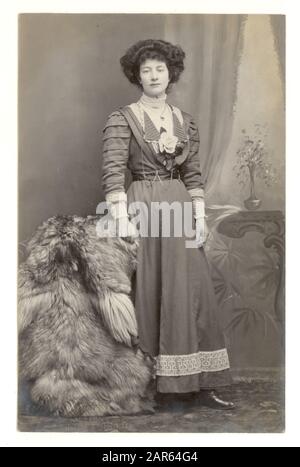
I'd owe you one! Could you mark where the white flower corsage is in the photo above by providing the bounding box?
[158,131,179,154]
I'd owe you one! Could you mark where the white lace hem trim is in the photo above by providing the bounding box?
[154,349,230,377]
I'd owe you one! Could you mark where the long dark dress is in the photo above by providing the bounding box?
[102,103,232,393]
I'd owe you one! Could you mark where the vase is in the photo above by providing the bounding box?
[244,165,262,210]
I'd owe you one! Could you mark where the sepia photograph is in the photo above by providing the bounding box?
[17,11,285,435]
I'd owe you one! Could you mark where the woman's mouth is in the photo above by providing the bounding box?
[151,83,160,86]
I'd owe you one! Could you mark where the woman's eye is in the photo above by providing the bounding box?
[141,68,165,73]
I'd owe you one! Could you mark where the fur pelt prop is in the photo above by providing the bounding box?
[18,215,155,417]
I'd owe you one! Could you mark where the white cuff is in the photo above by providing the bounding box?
[192,197,206,219]
[106,191,127,204]
[188,187,205,199]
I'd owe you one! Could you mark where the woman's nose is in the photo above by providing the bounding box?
[150,71,158,81]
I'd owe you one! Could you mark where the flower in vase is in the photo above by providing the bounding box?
[233,124,279,210]
[234,124,278,190]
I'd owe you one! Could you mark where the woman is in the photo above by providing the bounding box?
[101,39,235,410]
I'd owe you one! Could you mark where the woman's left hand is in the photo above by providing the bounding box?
[195,217,210,248]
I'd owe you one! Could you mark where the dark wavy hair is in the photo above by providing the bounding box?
[120,39,185,92]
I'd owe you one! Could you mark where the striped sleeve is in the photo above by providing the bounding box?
[102,110,131,196]
[179,114,205,192]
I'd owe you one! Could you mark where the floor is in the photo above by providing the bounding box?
[18,379,284,433]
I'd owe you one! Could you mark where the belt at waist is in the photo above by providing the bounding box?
[132,170,181,182]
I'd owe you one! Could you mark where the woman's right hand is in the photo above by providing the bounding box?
[116,217,139,243]
[105,192,139,243]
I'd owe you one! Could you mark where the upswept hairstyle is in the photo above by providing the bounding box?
[120,39,186,91]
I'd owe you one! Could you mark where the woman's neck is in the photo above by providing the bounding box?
[139,92,167,110]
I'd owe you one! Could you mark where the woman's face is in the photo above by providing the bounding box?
[139,59,170,97]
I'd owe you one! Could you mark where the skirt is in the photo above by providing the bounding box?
[127,178,232,393]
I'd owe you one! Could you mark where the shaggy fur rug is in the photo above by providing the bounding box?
[18,215,155,417]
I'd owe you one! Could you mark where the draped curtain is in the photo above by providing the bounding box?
[164,15,247,200]
[269,15,285,104]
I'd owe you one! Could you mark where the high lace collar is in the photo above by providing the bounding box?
[139,92,167,110]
